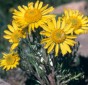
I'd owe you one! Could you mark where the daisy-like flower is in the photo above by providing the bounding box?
[0,52,20,71]
[3,21,26,50]
[40,18,77,56]
[13,0,55,33]
[62,9,88,34]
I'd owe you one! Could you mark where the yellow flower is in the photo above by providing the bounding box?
[40,18,76,56]
[0,52,20,71]
[13,0,55,33]
[3,21,26,50]
[62,9,88,34]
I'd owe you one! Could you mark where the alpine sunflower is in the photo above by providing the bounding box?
[0,52,20,71]
[62,9,88,34]
[40,18,77,56]
[3,21,26,50]
[13,0,55,33]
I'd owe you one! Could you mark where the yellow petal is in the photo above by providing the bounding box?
[35,0,39,8]
[63,43,71,53]
[40,24,51,32]
[64,9,69,17]
[47,43,55,53]
[3,35,11,39]
[12,21,18,30]
[44,41,53,49]
[57,17,61,29]
[66,36,76,39]
[8,25,14,32]
[6,66,11,71]
[31,23,35,31]
[10,43,19,50]
[43,15,55,19]
[55,44,59,56]
[52,18,56,28]
[23,5,28,10]
[42,7,54,15]
[38,1,43,9]
[28,2,33,9]
[35,22,38,28]
[28,25,32,34]
[41,4,48,11]
[47,20,55,30]
[74,29,84,34]
[82,27,88,29]
[18,6,25,13]
[64,24,72,32]
[60,43,67,56]
[9,39,13,43]
[65,39,76,44]
[4,30,12,35]
[65,28,73,34]
[37,20,43,26]
[40,31,51,37]
[41,38,51,44]
[64,41,74,46]
[61,20,65,29]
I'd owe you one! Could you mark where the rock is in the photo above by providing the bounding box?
[52,1,88,15]
[0,79,10,85]
[76,34,88,57]
[6,68,27,85]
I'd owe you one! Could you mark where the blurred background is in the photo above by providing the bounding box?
[0,0,88,85]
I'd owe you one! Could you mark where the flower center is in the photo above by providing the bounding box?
[51,29,66,44]
[67,16,81,30]
[6,55,16,65]
[11,30,23,43]
[24,9,42,23]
